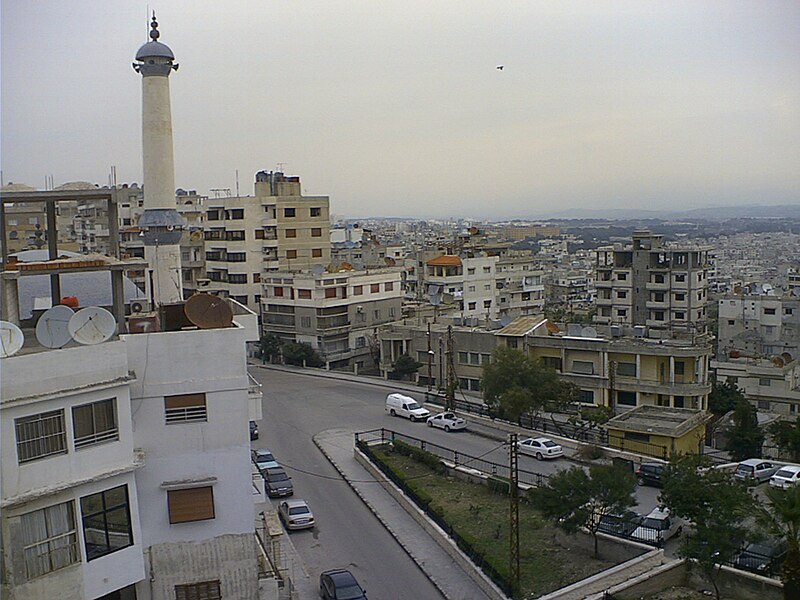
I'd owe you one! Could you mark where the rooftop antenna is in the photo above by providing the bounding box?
[235,169,240,197]
[276,162,286,173]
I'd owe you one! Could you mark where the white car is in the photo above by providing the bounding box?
[770,465,800,489]
[278,499,315,530]
[630,507,682,547]
[426,412,467,432]
[517,437,563,460]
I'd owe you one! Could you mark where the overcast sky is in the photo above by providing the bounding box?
[2,1,799,219]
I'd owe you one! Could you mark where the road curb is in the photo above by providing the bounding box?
[312,433,451,600]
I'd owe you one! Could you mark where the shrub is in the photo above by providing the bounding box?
[577,443,604,460]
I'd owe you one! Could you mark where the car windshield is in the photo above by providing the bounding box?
[775,469,795,478]
[736,466,752,475]
[642,517,667,530]
[288,506,309,515]
[256,451,275,463]
[543,440,558,447]
[407,402,421,410]
[335,584,364,600]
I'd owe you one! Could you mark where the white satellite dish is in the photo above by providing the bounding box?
[0,321,25,358]
[36,305,75,348]
[68,307,117,345]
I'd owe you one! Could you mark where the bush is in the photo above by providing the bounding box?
[577,443,604,460]
[393,439,446,473]
[281,341,324,367]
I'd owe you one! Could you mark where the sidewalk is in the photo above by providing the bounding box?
[314,428,498,600]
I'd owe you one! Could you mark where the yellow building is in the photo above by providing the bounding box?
[603,405,712,459]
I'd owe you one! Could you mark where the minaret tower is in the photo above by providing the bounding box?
[133,14,185,305]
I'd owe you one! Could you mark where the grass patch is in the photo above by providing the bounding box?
[372,444,625,599]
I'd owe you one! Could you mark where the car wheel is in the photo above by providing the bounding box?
[676,526,683,537]
[637,477,645,486]
[445,425,451,432]
[427,420,433,427]
[390,409,396,417]
[410,415,417,422]
[535,452,543,460]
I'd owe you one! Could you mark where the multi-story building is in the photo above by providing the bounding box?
[595,230,711,334]
[379,316,713,411]
[261,267,403,369]
[712,356,800,418]
[495,255,545,319]
[717,295,800,360]
[203,171,331,312]
[1,196,47,253]
[546,269,592,311]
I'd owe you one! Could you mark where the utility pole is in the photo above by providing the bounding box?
[509,432,520,594]
[608,359,617,413]
[426,322,433,392]
[445,325,457,411]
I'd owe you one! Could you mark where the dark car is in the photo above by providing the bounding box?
[734,538,788,576]
[596,512,642,539]
[263,466,293,498]
[319,569,367,600]
[635,463,667,487]
[249,420,259,441]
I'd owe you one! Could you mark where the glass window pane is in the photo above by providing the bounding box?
[72,405,94,439]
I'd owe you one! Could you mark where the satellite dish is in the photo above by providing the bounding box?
[190,230,203,242]
[545,321,561,334]
[782,352,793,363]
[68,307,117,345]
[772,356,785,368]
[581,326,598,338]
[184,293,233,329]
[0,321,25,357]
[36,305,75,348]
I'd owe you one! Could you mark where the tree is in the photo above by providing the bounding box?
[660,454,755,600]
[769,418,800,463]
[391,354,423,380]
[757,485,800,599]
[529,464,637,558]
[281,341,324,367]
[259,334,282,364]
[481,347,561,423]
[727,398,764,461]
[708,380,744,416]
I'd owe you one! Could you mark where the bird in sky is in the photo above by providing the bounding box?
[496,65,504,70]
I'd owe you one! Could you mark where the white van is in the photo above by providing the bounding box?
[385,393,430,422]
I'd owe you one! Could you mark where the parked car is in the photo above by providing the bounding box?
[769,465,800,489]
[595,511,642,539]
[734,538,788,576]
[734,459,780,484]
[517,437,563,460]
[252,448,279,473]
[385,393,430,422]
[630,507,682,547]
[426,412,466,432]
[263,466,293,498]
[249,420,259,440]
[278,499,315,530]
[319,569,367,600]
[635,462,667,487]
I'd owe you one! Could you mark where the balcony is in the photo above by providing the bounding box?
[248,373,263,404]
[646,281,669,291]
[594,279,614,288]
[645,300,669,309]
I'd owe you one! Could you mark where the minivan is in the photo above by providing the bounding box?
[385,393,430,422]
[734,459,780,484]
[635,463,667,487]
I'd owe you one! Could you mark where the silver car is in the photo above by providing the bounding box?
[278,499,315,530]
[426,412,467,432]
[517,437,564,460]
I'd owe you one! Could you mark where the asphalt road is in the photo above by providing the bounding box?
[250,366,665,595]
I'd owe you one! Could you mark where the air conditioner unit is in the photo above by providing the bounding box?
[633,325,647,338]
[610,324,622,338]
[130,299,151,314]
[197,278,211,288]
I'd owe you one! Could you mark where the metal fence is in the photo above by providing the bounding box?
[355,428,551,487]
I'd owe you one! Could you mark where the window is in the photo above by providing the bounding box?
[541,356,562,371]
[80,485,133,560]
[21,502,78,579]
[298,289,312,299]
[674,361,685,375]
[654,310,665,321]
[675,293,685,301]
[675,311,685,320]
[389,307,396,318]
[759,378,772,386]
[578,390,595,404]
[176,580,221,600]
[325,288,337,299]
[373,310,381,320]
[253,273,261,284]
[467,268,475,275]
[617,272,627,281]
[616,291,627,299]
[312,248,323,258]
[617,391,637,406]
[674,274,686,283]
[16,410,67,463]
[72,399,118,449]
[764,308,776,315]
[168,487,215,524]
[384,282,394,291]
[285,228,296,238]
[284,208,296,218]
[728,319,735,325]
[571,361,594,375]
[468,302,477,310]
[311,228,322,237]
[286,249,297,259]
[483,300,492,308]
[310,207,321,217]
[468,285,476,292]
[370,284,380,293]
[356,337,366,348]
[227,252,246,262]
[301,317,312,328]
[623,430,649,442]
[616,362,637,377]
[228,274,247,284]
[226,230,245,241]
[483,266,491,273]
[164,393,207,424]
[353,285,363,295]
[274,286,284,297]
[255,229,265,239]
[229,209,244,220]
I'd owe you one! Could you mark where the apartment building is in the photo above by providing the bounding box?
[717,295,800,360]
[495,255,546,319]
[595,230,711,334]
[261,267,403,369]
[378,316,712,411]
[546,269,592,311]
[713,356,800,418]
[2,200,47,254]
[203,171,331,312]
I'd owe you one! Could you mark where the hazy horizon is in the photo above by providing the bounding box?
[2,1,799,219]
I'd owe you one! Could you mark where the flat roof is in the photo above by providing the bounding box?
[605,405,711,438]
